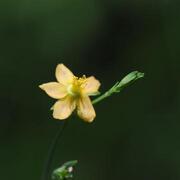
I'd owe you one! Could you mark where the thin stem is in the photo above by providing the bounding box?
[92,71,144,105]
[92,91,112,105]
[41,121,68,180]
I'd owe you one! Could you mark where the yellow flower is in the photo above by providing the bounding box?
[39,64,101,122]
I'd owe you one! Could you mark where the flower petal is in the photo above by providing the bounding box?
[77,96,96,122]
[82,76,100,95]
[52,97,76,120]
[56,64,74,85]
[39,82,67,99]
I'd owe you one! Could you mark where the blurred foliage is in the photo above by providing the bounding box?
[52,160,78,180]
[0,0,179,180]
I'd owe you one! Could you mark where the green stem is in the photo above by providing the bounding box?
[92,90,113,105]
[41,121,68,180]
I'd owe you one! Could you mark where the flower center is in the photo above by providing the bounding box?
[67,76,87,97]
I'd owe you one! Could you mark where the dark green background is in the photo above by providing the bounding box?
[0,0,179,179]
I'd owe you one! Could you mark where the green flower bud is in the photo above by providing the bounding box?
[119,71,144,88]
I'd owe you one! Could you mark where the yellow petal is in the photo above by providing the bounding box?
[52,97,76,120]
[82,76,100,95]
[39,82,67,99]
[77,96,96,122]
[56,64,74,85]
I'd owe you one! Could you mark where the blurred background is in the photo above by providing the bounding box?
[0,0,180,179]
